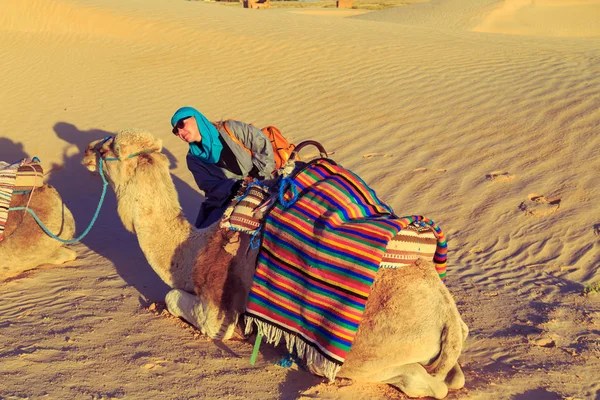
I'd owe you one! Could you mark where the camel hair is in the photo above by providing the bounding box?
[82,129,469,399]
[0,184,76,280]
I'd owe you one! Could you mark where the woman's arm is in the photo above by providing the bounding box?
[226,120,275,178]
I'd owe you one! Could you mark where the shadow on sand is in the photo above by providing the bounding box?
[47,122,202,301]
[0,138,29,163]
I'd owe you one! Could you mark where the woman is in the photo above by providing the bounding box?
[171,106,275,229]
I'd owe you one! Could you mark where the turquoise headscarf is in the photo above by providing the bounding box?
[171,106,223,164]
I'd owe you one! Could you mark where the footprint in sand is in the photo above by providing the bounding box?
[594,224,600,237]
[412,167,446,173]
[486,170,515,182]
[518,193,561,216]
[363,152,392,159]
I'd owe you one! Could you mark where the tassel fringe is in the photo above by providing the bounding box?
[245,316,341,381]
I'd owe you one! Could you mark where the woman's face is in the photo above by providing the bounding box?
[173,116,201,143]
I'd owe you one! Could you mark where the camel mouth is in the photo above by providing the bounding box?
[82,138,108,173]
[81,150,99,173]
[82,161,98,173]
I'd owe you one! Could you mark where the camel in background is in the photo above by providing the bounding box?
[82,129,468,399]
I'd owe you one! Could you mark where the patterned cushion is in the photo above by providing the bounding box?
[379,223,438,268]
[0,160,23,241]
[220,182,272,234]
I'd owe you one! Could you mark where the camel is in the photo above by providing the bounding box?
[82,129,469,399]
[0,184,76,280]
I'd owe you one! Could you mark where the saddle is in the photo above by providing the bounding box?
[219,141,440,268]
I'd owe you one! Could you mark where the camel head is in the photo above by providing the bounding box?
[82,129,164,185]
[82,129,180,232]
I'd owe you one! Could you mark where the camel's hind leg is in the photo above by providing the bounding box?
[379,363,449,399]
[165,289,236,340]
[444,362,465,390]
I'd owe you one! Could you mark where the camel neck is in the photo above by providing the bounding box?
[132,208,200,292]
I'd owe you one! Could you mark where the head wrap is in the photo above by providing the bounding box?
[171,106,223,164]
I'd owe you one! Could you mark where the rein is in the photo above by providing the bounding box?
[8,136,155,244]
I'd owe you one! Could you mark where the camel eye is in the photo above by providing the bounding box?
[100,139,115,156]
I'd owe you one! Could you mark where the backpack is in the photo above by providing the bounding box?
[221,120,296,170]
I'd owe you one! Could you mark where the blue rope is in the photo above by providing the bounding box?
[250,228,262,250]
[8,158,110,244]
[275,352,304,369]
[278,177,298,208]
[276,354,294,367]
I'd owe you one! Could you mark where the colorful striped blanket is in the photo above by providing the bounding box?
[244,159,447,380]
[0,160,24,241]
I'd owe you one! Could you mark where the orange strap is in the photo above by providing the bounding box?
[221,120,252,157]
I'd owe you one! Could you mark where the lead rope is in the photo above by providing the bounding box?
[23,161,42,212]
[9,157,109,244]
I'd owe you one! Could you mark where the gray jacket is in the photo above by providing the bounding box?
[187,120,275,228]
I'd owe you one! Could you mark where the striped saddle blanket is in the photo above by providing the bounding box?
[244,158,447,380]
[0,160,44,241]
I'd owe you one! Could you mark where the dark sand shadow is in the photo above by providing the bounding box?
[48,122,202,301]
[0,138,29,162]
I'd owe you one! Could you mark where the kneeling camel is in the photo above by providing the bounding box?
[82,129,468,399]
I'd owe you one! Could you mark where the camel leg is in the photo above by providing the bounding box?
[165,289,237,339]
[379,363,449,400]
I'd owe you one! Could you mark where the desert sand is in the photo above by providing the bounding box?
[1,0,599,399]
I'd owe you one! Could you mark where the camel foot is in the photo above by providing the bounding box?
[49,247,77,265]
[444,363,465,390]
[165,289,208,333]
[165,289,237,340]
[382,363,449,399]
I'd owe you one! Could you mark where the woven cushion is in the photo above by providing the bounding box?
[14,162,44,190]
[379,223,438,268]
[220,183,271,234]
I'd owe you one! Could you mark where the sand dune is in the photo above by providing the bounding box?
[475,0,600,37]
[1,0,599,399]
